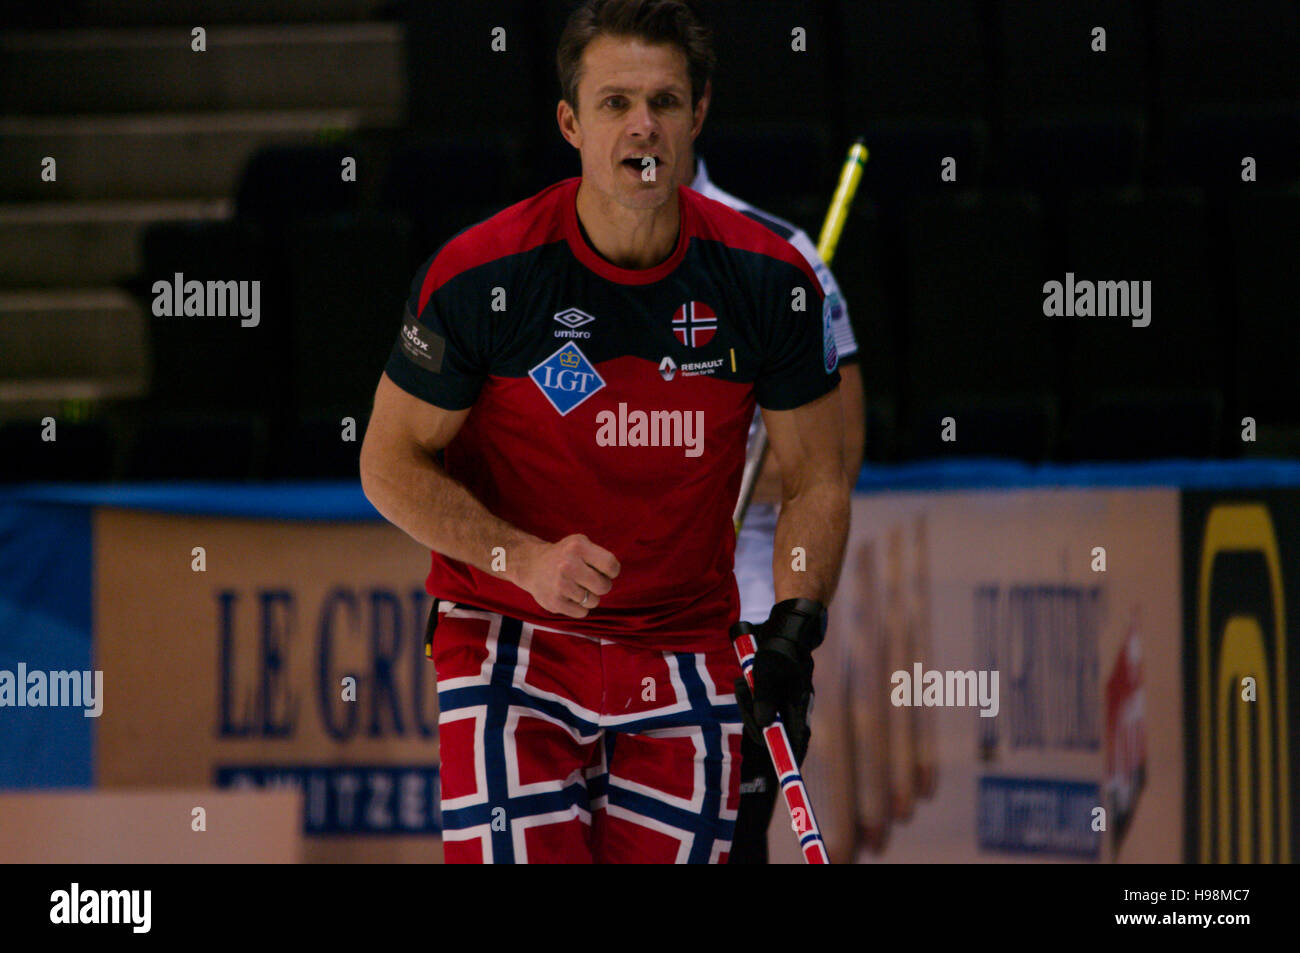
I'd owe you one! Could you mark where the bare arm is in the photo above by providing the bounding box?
[762,386,852,605]
[838,361,867,489]
[359,372,619,617]
[751,360,865,503]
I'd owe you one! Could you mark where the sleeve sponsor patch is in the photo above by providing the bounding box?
[399,306,446,373]
[823,292,840,373]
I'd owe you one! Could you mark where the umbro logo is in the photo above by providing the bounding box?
[554,308,595,338]
[554,308,595,329]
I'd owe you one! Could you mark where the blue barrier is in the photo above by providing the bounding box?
[3,459,1300,518]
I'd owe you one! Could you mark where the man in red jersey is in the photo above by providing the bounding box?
[361,0,849,863]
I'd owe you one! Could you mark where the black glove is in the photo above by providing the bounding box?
[730,598,826,765]
[734,675,813,766]
[729,723,780,863]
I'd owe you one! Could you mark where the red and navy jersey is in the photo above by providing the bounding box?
[384,177,840,651]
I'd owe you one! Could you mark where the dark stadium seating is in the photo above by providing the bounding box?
[692,0,836,128]
[1227,188,1300,439]
[840,0,987,122]
[381,137,514,256]
[235,145,363,224]
[121,412,265,480]
[996,0,1148,119]
[899,190,1057,459]
[1060,188,1223,459]
[267,412,368,479]
[693,122,833,232]
[995,114,1145,192]
[695,123,833,205]
[1160,107,1300,191]
[992,3,1149,197]
[857,118,990,199]
[518,131,584,200]
[8,0,1299,480]
[404,0,542,134]
[0,419,114,483]
[136,220,286,415]
[1153,2,1300,200]
[1157,0,1300,111]
[833,199,899,461]
[284,212,413,421]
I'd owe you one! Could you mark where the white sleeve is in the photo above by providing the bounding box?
[786,228,859,361]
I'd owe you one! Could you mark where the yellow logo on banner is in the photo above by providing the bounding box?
[1196,503,1291,863]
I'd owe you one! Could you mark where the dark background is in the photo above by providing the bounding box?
[2,0,1297,480]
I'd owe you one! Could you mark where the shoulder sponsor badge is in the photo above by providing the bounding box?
[815,262,833,293]
[823,293,839,373]
[399,306,445,373]
[529,342,606,415]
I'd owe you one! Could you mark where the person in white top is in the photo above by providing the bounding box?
[690,156,866,863]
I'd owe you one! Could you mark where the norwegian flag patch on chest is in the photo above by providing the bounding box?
[672,301,717,348]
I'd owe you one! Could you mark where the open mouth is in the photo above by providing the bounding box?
[622,155,662,175]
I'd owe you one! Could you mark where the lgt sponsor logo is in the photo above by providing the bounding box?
[529,343,606,415]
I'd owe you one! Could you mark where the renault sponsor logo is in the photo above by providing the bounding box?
[659,355,723,379]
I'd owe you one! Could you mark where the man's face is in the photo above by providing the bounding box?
[559,34,707,211]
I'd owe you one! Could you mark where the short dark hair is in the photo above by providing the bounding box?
[556,0,715,111]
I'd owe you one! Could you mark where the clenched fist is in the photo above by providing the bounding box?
[515,534,620,618]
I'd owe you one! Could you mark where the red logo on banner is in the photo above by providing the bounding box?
[672,301,717,348]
